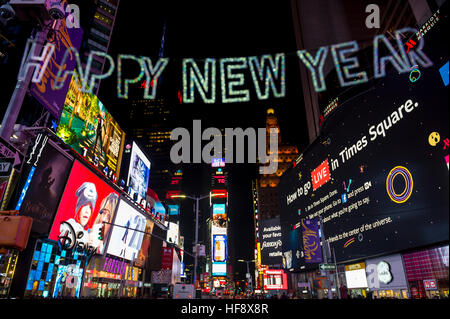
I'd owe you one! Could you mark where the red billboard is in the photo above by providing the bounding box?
[263,269,288,290]
[49,161,119,255]
[161,247,174,270]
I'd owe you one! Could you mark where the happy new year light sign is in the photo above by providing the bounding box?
[20,27,432,103]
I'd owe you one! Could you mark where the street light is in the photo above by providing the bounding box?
[168,193,210,287]
[238,259,255,293]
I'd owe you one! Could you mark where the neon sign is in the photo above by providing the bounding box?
[211,189,227,198]
[102,257,127,276]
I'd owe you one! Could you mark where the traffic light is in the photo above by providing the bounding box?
[98,224,105,240]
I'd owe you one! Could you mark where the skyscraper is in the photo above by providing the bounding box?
[79,0,121,96]
[257,108,298,220]
[127,98,177,200]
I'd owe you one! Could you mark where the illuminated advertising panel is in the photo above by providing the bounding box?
[279,30,449,264]
[57,75,125,179]
[212,203,227,228]
[258,217,283,266]
[17,139,73,234]
[49,161,119,255]
[127,142,151,204]
[212,262,227,277]
[106,199,147,261]
[212,158,225,167]
[24,240,88,299]
[212,174,227,188]
[345,263,369,289]
[166,222,179,246]
[212,234,227,263]
[161,247,174,270]
[263,269,288,290]
[211,189,227,198]
[168,204,180,216]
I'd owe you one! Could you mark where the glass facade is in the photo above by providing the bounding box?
[403,245,449,299]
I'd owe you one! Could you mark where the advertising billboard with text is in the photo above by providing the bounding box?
[279,31,449,264]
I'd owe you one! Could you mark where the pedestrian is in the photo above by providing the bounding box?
[339,284,348,299]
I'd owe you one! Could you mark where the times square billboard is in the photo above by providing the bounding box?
[279,22,448,266]
[56,74,126,181]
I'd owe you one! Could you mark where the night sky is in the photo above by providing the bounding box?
[98,0,310,280]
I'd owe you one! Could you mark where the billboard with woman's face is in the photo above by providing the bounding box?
[49,161,119,255]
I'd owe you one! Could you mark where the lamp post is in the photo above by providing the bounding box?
[169,193,209,288]
[238,259,255,294]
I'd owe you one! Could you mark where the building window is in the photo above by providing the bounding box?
[94,12,113,26]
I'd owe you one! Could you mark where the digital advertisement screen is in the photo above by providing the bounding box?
[168,204,180,216]
[281,226,318,272]
[211,172,227,189]
[212,234,227,263]
[166,222,179,246]
[279,26,449,263]
[258,217,283,266]
[57,74,125,179]
[212,203,227,228]
[127,142,151,204]
[263,269,288,290]
[18,139,73,234]
[345,263,369,289]
[106,199,147,261]
[212,262,227,277]
[211,158,225,167]
[49,161,119,254]
[25,240,88,299]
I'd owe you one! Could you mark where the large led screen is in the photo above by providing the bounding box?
[212,203,227,228]
[166,222,179,246]
[212,234,227,263]
[168,204,180,216]
[127,142,151,204]
[212,262,227,277]
[259,217,283,266]
[49,161,120,255]
[106,199,147,261]
[57,74,125,179]
[279,23,449,264]
[18,139,73,234]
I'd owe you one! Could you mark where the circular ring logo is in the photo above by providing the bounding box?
[409,68,421,82]
[386,166,413,203]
